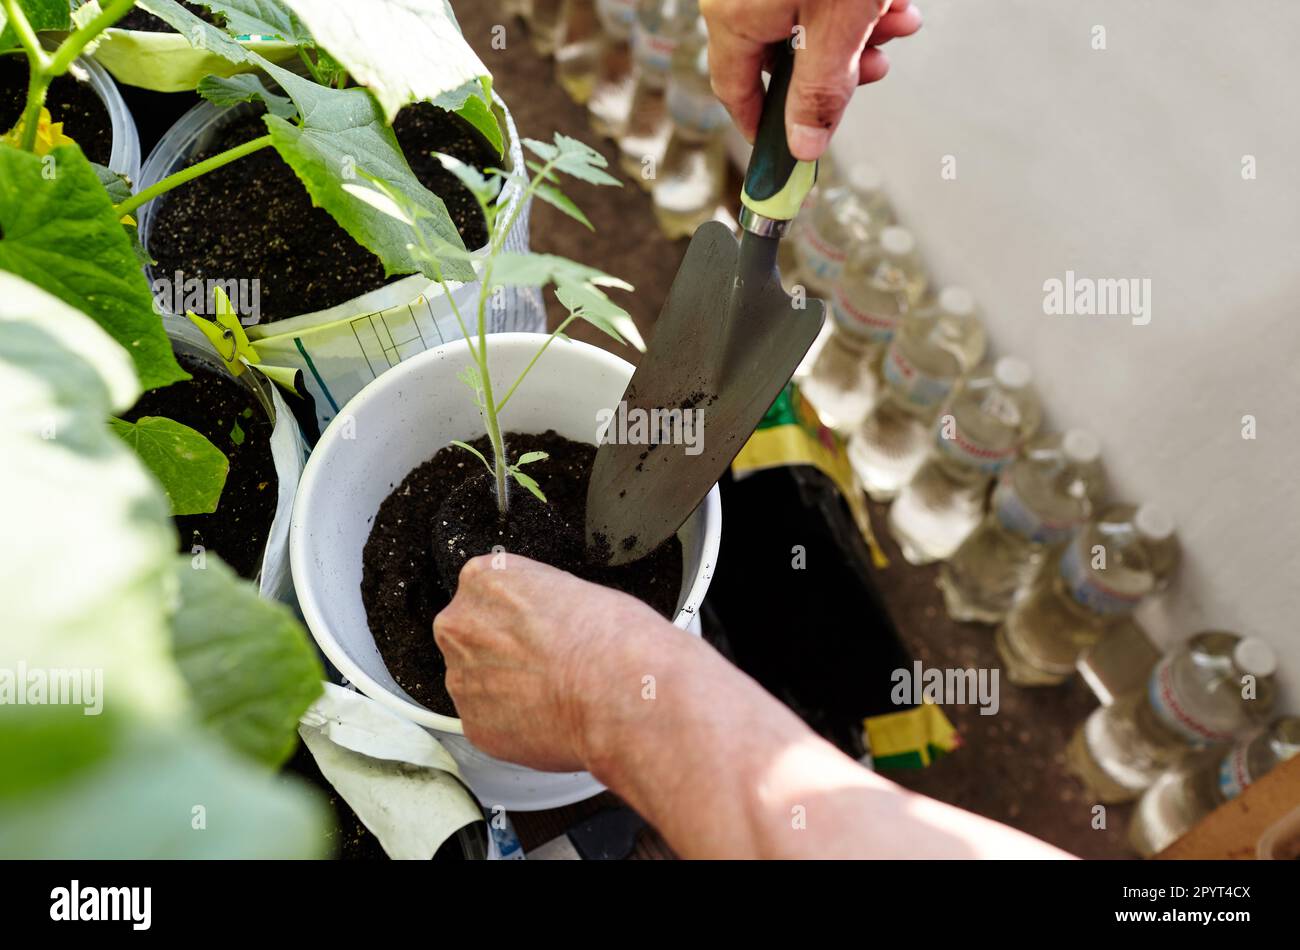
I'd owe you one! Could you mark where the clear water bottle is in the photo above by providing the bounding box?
[798,227,926,432]
[847,287,987,501]
[1128,716,1300,856]
[556,0,602,103]
[618,0,698,188]
[938,429,1107,624]
[996,502,1179,685]
[588,0,639,137]
[1066,632,1278,803]
[527,0,567,56]
[792,162,895,298]
[781,154,841,298]
[652,20,728,238]
[888,356,1042,564]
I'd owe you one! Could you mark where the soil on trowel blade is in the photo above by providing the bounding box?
[0,57,113,166]
[122,352,279,580]
[146,102,496,322]
[361,431,682,717]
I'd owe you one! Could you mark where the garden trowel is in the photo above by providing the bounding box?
[587,40,824,565]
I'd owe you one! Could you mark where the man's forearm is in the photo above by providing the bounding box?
[582,624,1073,860]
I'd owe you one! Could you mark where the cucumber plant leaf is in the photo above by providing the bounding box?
[108,415,230,516]
[197,73,299,119]
[0,0,70,53]
[191,0,313,44]
[0,143,186,389]
[169,556,324,767]
[277,0,493,123]
[0,273,327,857]
[255,58,475,281]
[138,0,257,64]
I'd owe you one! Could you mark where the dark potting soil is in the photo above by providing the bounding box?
[361,431,683,717]
[0,57,113,166]
[117,2,223,32]
[122,352,279,580]
[146,104,495,322]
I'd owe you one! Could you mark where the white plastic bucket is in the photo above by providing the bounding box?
[290,334,722,810]
[135,95,541,432]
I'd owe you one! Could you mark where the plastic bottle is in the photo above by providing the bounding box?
[996,502,1179,685]
[798,227,926,432]
[938,429,1106,624]
[652,19,728,238]
[792,162,895,298]
[780,153,839,298]
[847,287,987,501]
[1066,632,1278,803]
[588,0,639,137]
[527,0,567,56]
[888,356,1042,564]
[555,0,602,103]
[1128,716,1300,856]
[618,0,698,188]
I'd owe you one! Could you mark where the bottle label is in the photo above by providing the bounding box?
[1146,655,1237,747]
[666,84,728,136]
[634,30,677,74]
[883,345,953,409]
[992,475,1077,545]
[934,421,1017,475]
[1056,535,1143,616]
[1216,744,1254,800]
[796,221,847,286]
[597,0,638,32]
[831,284,898,343]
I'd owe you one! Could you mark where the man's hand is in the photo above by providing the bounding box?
[702,0,923,160]
[433,554,687,773]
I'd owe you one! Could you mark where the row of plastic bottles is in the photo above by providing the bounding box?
[511,0,727,238]
[782,162,1293,856]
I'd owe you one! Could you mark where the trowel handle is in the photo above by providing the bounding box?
[740,39,818,235]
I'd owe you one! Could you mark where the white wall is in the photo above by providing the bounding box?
[829,0,1300,711]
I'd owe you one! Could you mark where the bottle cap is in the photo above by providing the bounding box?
[1063,429,1101,464]
[1234,638,1277,677]
[1134,503,1175,541]
[994,356,1032,389]
[879,226,915,258]
[938,287,976,317]
[848,162,885,195]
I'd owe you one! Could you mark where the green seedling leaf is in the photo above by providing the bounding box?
[450,439,493,477]
[230,418,245,445]
[435,151,498,205]
[139,0,256,64]
[197,73,299,119]
[0,143,185,389]
[192,0,314,43]
[1,0,70,53]
[537,132,621,187]
[533,181,592,229]
[509,467,546,503]
[554,281,631,346]
[109,415,230,516]
[524,159,560,184]
[170,556,324,767]
[276,0,492,122]
[255,58,475,282]
[515,451,548,466]
[488,252,632,291]
[522,138,558,162]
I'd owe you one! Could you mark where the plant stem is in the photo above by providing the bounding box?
[114,135,274,217]
[17,67,49,152]
[47,0,135,76]
[495,314,577,413]
[1,0,49,70]
[297,46,324,84]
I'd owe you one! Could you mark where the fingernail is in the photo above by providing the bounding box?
[789,123,830,160]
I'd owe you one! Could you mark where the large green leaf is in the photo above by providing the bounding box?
[278,0,491,122]
[109,415,230,516]
[257,59,474,281]
[138,0,256,63]
[171,557,324,767]
[0,0,70,53]
[197,72,298,119]
[0,272,327,857]
[193,0,313,43]
[0,143,186,390]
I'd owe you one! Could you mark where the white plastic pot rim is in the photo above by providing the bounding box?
[72,55,141,184]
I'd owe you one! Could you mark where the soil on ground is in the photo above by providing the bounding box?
[0,57,113,166]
